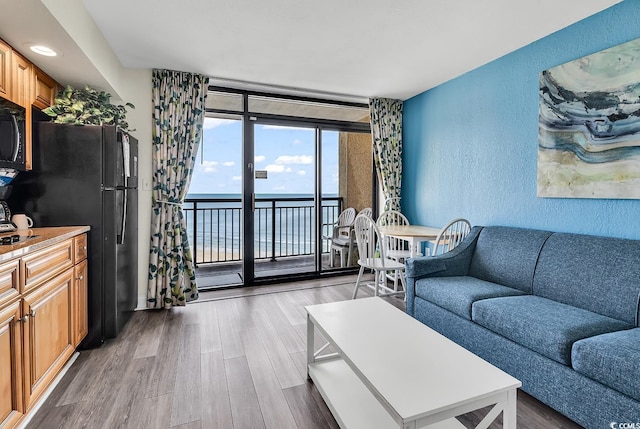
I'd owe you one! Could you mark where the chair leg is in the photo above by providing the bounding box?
[352,265,365,299]
[374,270,379,297]
[330,248,335,268]
[340,248,346,267]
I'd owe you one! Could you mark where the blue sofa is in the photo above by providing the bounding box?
[405,226,640,429]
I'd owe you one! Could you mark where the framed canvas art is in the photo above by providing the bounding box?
[538,37,640,199]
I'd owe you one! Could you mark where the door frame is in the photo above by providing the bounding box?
[205,86,371,287]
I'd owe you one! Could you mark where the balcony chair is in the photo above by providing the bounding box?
[324,207,357,267]
[352,214,406,299]
[431,218,471,255]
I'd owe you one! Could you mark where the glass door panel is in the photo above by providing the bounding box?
[253,123,317,279]
[186,116,244,288]
[321,129,373,271]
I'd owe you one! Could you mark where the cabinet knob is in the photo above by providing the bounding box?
[29,310,36,318]
[19,315,28,323]
[77,275,84,280]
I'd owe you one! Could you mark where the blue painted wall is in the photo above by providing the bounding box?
[403,0,640,239]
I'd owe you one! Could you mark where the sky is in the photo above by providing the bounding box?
[188,117,339,196]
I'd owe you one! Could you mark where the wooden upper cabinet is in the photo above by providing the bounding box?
[33,67,58,110]
[10,51,31,108]
[0,40,10,99]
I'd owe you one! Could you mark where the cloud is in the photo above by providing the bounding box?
[255,155,266,163]
[297,170,306,176]
[275,155,313,165]
[293,139,305,145]
[265,164,285,173]
[203,117,237,129]
[232,176,241,181]
[222,161,235,167]
[198,160,218,173]
[273,185,286,191]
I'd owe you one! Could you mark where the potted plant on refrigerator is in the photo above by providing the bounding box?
[42,85,135,132]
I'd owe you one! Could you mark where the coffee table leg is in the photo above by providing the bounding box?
[306,313,314,380]
[503,389,517,429]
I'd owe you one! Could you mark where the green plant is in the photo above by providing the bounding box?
[42,85,135,131]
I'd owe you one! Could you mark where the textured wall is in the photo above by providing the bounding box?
[403,0,640,239]
[338,132,373,212]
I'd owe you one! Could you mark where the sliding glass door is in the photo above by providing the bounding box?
[188,88,373,289]
[251,122,317,279]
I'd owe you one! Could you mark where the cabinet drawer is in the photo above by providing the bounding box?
[0,258,20,308]
[73,234,88,263]
[22,240,74,293]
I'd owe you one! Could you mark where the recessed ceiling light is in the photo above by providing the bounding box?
[29,45,58,57]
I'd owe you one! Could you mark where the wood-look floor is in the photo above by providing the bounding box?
[26,275,582,429]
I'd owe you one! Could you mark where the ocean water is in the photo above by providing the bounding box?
[184,193,340,262]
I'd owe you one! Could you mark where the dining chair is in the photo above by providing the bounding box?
[377,210,417,290]
[352,214,406,299]
[324,207,357,267]
[432,218,471,255]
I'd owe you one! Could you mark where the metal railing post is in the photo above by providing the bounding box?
[271,200,277,261]
[193,201,199,266]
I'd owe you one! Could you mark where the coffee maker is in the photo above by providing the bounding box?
[0,168,17,232]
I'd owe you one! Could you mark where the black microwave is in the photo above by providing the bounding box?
[0,97,26,171]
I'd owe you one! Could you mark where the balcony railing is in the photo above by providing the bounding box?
[183,196,343,265]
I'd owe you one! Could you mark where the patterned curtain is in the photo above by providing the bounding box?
[147,69,208,309]
[369,98,403,212]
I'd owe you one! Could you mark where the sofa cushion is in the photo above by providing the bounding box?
[572,328,640,402]
[415,276,525,320]
[533,232,640,326]
[468,227,552,293]
[472,295,632,365]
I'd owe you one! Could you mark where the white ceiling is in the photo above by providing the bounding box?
[0,0,622,102]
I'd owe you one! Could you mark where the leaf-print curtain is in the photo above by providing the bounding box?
[147,69,208,309]
[369,98,403,212]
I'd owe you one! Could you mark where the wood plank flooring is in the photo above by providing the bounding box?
[26,275,582,429]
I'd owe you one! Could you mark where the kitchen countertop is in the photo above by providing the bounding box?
[0,226,90,262]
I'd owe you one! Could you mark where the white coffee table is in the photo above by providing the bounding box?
[306,297,521,429]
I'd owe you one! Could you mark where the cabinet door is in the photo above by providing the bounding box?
[10,52,30,107]
[22,269,74,409]
[0,40,10,99]
[0,301,24,429]
[72,259,88,347]
[33,67,58,110]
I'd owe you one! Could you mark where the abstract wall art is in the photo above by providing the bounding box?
[538,37,640,199]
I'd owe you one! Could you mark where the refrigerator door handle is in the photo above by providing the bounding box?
[118,188,127,245]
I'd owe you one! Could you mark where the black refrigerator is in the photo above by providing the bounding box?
[11,122,138,349]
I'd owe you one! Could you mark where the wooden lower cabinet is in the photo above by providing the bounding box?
[0,301,23,429]
[0,230,89,429]
[21,268,75,409]
[72,259,88,347]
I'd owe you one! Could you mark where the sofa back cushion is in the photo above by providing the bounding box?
[533,232,640,326]
[469,226,552,293]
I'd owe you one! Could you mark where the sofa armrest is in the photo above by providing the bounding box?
[405,226,482,315]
